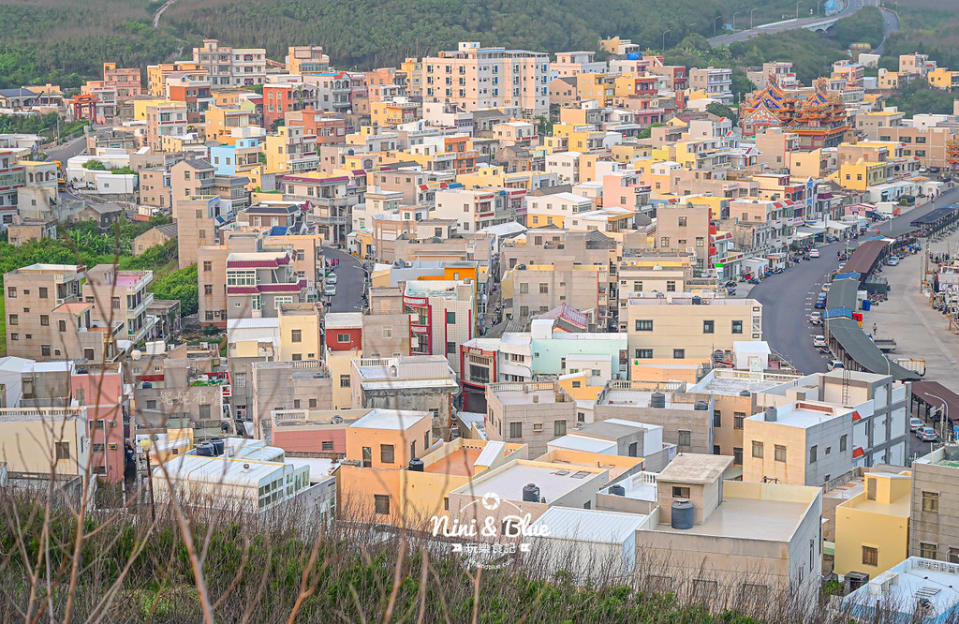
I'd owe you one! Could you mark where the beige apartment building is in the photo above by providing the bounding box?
[909,446,959,563]
[655,202,712,270]
[626,295,762,362]
[145,102,187,151]
[421,41,549,117]
[0,406,90,478]
[485,381,577,456]
[503,258,611,329]
[3,264,111,361]
[82,265,154,343]
[192,39,266,87]
[634,454,823,612]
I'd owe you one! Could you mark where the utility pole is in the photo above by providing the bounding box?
[750,8,758,28]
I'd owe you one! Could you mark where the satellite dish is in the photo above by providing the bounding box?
[130,349,142,360]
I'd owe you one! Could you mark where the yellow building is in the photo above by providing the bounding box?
[928,67,959,90]
[0,407,89,477]
[204,105,256,145]
[839,160,887,192]
[133,99,176,121]
[336,408,527,527]
[575,73,613,106]
[834,471,911,577]
[278,304,322,362]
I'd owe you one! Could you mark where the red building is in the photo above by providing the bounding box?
[264,83,317,131]
[286,108,346,144]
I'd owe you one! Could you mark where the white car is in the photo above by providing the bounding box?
[886,256,900,266]
[809,248,821,258]
[809,311,823,325]
[821,282,831,292]
[326,273,338,285]
[827,359,844,371]
[323,284,337,297]
[910,418,924,432]
[813,335,827,348]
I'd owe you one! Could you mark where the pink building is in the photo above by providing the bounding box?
[72,367,127,484]
[102,62,142,99]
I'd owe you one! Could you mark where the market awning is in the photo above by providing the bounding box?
[828,318,920,380]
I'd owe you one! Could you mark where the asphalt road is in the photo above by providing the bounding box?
[875,7,901,56]
[44,135,87,163]
[751,187,959,374]
[708,0,865,47]
[322,247,367,313]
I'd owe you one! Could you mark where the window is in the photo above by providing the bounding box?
[672,486,690,498]
[840,434,848,452]
[203,261,212,272]
[950,548,959,564]
[204,284,213,295]
[520,283,528,294]
[339,375,350,388]
[532,423,543,433]
[809,445,818,464]
[554,420,566,436]
[635,319,653,331]
[447,341,456,354]
[539,283,548,294]
[145,400,157,410]
[58,320,66,332]
[308,398,317,408]
[41,345,51,357]
[337,333,350,343]
[8,314,17,326]
[692,579,718,598]
[733,413,745,430]
[673,348,685,359]
[446,311,455,324]
[678,430,691,447]
[380,444,395,464]
[731,320,743,334]
[198,404,211,419]
[6,287,14,298]
[635,349,653,359]
[734,447,743,464]
[666,280,676,292]
[740,583,768,602]
[775,445,787,462]
[291,329,302,343]
[703,320,714,334]
[920,543,937,559]
[509,422,522,439]
[55,442,70,460]
[713,410,722,428]
[374,494,390,515]
[38,287,47,298]
[922,491,940,513]
[752,441,764,458]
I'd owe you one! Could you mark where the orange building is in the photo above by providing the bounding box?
[102,62,142,99]
[740,77,850,149]
[286,108,347,144]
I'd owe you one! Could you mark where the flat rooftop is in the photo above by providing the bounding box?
[548,434,616,454]
[748,401,848,429]
[844,557,959,620]
[600,389,694,410]
[424,447,483,477]
[492,387,564,406]
[688,369,800,397]
[658,454,732,484]
[656,495,809,542]
[350,409,429,431]
[601,471,658,502]
[457,460,605,502]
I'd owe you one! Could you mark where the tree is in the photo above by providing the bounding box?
[706,102,738,126]
[886,80,956,117]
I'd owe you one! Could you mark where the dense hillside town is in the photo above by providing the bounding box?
[2,21,959,623]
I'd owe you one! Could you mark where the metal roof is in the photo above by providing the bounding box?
[827,318,919,380]
[841,240,889,275]
[528,507,646,544]
[910,205,959,226]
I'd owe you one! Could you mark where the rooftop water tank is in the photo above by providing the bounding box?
[408,458,424,472]
[671,499,694,530]
[764,406,778,422]
[650,392,667,408]
[608,484,626,496]
[209,437,225,456]
[522,483,541,503]
[196,442,215,457]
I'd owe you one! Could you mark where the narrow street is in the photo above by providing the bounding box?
[322,247,367,313]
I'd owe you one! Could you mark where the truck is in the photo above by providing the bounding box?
[895,358,926,376]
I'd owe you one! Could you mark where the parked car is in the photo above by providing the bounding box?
[813,335,827,348]
[814,299,826,309]
[326,273,338,285]
[809,248,821,258]
[827,360,844,371]
[748,277,761,285]
[323,284,337,297]
[821,282,831,292]
[910,418,925,432]
[918,427,939,442]
[809,311,823,324]
[886,256,900,266]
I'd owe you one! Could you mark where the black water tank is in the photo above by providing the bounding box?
[650,392,666,408]
[196,442,215,457]
[691,295,702,305]
[408,458,424,472]
[209,437,225,456]
[609,484,626,497]
[694,400,709,410]
[671,499,694,530]
[522,483,541,502]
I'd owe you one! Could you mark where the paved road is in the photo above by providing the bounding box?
[153,0,179,27]
[875,7,901,55]
[44,135,87,162]
[322,247,367,313]
[751,187,959,374]
[708,0,865,46]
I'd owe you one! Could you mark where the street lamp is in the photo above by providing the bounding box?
[140,438,156,522]
[662,29,671,52]
[927,393,951,443]
[750,8,758,28]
